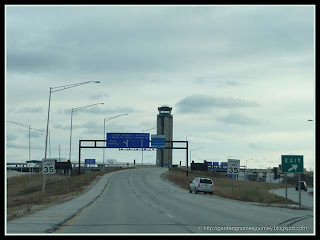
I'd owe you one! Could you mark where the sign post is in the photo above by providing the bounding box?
[281,155,304,208]
[228,159,240,199]
[285,173,288,207]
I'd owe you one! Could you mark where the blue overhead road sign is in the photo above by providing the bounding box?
[106,133,150,148]
[151,134,165,149]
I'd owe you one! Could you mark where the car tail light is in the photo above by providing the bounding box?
[198,183,200,187]
[212,184,214,188]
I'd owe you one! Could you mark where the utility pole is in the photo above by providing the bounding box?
[58,144,61,162]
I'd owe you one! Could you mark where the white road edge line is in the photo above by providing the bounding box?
[166,213,174,218]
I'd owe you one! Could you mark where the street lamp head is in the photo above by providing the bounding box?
[94,81,100,83]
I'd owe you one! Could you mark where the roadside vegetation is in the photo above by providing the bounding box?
[162,167,297,205]
[6,169,124,221]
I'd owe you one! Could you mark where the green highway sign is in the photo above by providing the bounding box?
[281,155,304,173]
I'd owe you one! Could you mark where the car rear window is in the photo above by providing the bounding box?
[200,179,212,184]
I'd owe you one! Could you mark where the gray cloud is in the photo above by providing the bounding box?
[60,106,135,115]
[82,107,135,115]
[81,121,103,135]
[175,94,259,113]
[14,107,43,113]
[7,133,17,141]
[53,123,81,131]
[6,6,313,82]
[25,131,45,139]
[89,92,110,100]
[7,49,68,74]
[216,113,263,126]
[6,142,28,149]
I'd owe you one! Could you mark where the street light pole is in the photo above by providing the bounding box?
[58,144,61,162]
[245,159,253,181]
[44,87,52,162]
[190,147,204,164]
[28,125,31,179]
[7,121,46,181]
[44,81,100,161]
[142,127,156,166]
[189,147,204,176]
[103,114,128,170]
[185,135,191,175]
[43,81,100,193]
[69,102,104,162]
[69,109,73,161]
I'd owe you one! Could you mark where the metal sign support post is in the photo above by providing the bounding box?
[78,139,188,174]
[42,160,45,193]
[232,174,234,199]
[285,173,288,207]
[42,172,46,193]
[186,141,189,176]
[29,125,31,181]
[141,140,144,165]
[78,141,81,175]
[299,173,301,209]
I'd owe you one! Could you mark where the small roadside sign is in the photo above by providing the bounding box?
[281,155,304,173]
[228,159,240,175]
[85,159,96,165]
[42,159,55,174]
[281,155,304,209]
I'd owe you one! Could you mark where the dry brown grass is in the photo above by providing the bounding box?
[6,169,123,221]
[163,168,297,205]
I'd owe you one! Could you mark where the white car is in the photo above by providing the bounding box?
[189,177,214,195]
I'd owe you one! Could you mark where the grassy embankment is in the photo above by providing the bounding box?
[162,167,297,205]
[6,169,122,221]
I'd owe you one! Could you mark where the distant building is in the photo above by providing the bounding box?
[156,105,173,168]
[42,157,67,162]
[106,159,117,165]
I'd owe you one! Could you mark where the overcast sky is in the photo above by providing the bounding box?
[5,5,315,171]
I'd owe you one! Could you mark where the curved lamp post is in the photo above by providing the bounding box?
[69,102,104,162]
[103,114,128,170]
[44,81,100,161]
[141,127,157,165]
[190,147,204,164]
[43,81,100,193]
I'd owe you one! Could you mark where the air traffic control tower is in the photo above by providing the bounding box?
[156,105,173,168]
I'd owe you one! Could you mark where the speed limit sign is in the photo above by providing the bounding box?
[42,159,55,174]
[228,159,240,175]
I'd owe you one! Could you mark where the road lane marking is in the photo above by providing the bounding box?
[55,203,93,233]
[166,213,174,218]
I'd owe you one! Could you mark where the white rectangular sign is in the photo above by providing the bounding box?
[228,159,240,175]
[42,159,55,174]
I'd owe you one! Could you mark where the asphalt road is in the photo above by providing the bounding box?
[55,167,314,234]
[269,188,314,209]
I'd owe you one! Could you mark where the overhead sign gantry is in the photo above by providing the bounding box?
[78,133,189,175]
